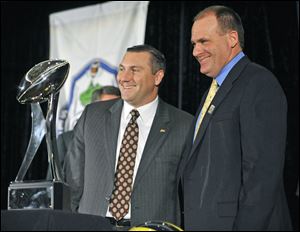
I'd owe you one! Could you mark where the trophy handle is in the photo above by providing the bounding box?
[15,103,46,181]
[46,93,63,181]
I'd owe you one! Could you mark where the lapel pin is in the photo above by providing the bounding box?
[208,105,215,114]
[160,129,166,133]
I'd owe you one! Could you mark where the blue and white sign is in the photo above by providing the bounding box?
[49,1,149,133]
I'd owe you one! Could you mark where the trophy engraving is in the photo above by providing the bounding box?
[8,60,70,210]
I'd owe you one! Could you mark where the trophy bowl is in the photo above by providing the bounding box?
[17,60,69,104]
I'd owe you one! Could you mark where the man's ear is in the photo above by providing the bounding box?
[228,30,239,48]
[154,70,164,86]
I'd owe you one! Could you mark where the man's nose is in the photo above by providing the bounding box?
[118,70,132,82]
[193,43,203,57]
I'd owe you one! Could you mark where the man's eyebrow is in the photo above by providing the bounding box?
[191,38,208,44]
[119,64,144,69]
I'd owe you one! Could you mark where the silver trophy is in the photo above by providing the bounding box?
[8,60,70,210]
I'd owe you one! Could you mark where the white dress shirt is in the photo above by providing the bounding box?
[106,97,159,219]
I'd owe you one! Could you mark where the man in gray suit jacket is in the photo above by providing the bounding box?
[46,86,121,181]
[179,5,292,231]
[64,45,193,229]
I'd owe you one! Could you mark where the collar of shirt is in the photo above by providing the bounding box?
[122,96,159,126]
[215,51,245,86]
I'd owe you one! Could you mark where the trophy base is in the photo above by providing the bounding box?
[8,180,70,210]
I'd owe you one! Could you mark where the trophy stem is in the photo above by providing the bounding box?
[46,93,63,181]
[15,103,46,181]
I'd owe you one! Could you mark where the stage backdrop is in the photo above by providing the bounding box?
[50,1,149,133]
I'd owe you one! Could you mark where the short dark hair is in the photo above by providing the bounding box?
[194,5,244,49]
[127,44,166,74]
[91,86,121,102]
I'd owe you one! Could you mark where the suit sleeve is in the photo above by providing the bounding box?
[234,73,288,230]
[64,109,87,212]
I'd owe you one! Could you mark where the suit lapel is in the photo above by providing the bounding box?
[133,99,170,188]
[189,56,250,159]
[104,99,123,175]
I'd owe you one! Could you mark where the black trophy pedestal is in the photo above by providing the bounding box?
[8,181,70,210]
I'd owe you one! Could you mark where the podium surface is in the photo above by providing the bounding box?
[1,209,113,231]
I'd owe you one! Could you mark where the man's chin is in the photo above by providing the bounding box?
[200,65,206,72]
[200,68,211,76]
[122,95,134,103]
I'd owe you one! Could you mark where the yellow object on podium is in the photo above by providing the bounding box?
[129,221,183,231]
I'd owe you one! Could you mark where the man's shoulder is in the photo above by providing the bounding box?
[58,130,74,141]
[243,60,283,90]
[238,59,285,100]
[159,99,193,121]
[239,56,276,82]
[85,98,121,112]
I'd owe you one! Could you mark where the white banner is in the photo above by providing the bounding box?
[50,1,149,134]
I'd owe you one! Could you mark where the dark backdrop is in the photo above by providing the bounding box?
[1,1,298,230]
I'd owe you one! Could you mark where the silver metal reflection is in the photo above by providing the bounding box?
[15,103,46,181]
[15,60,69,182]
[17,60,69,104]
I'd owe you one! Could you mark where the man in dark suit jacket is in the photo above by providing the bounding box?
[179,5,292,231]
[65,45,193,229]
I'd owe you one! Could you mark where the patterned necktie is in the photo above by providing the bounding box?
[109,109,140,221]
[194,79,218,139]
